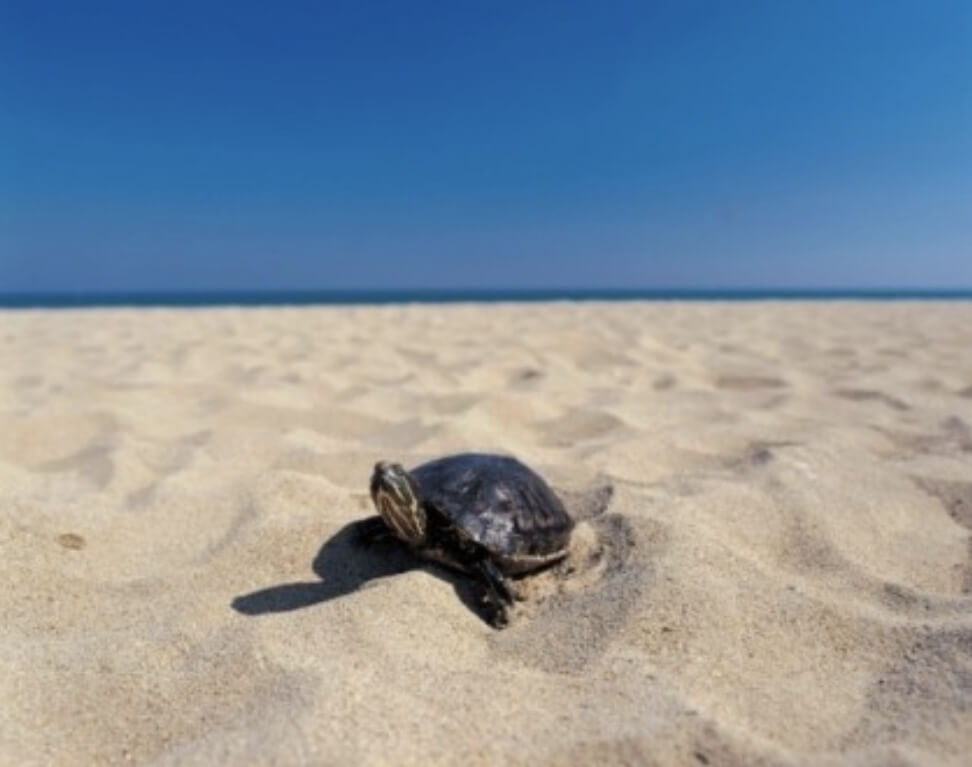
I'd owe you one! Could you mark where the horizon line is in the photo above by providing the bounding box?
[2,287,972,309]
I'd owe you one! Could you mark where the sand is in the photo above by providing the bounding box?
[1,301,971,766]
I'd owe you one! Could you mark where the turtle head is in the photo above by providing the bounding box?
[370,461,426,545]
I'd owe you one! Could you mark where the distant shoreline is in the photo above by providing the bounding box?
[2,288,972,309]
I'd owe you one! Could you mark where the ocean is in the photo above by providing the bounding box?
[1,288,971,309]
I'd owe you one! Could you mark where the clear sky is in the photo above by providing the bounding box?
[2,1,970,292]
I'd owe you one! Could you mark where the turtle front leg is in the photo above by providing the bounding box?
[351,516,393,548]
[474,559,515,628]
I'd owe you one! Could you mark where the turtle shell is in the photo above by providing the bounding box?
[410,453,574,573]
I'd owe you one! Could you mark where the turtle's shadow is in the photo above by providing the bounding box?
[230,518,489,624]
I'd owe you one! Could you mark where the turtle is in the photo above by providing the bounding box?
[356,453,575,627]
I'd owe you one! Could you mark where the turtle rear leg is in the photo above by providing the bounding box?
[474,559,515,628]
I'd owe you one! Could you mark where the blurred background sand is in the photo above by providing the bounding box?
[2,302,971,765]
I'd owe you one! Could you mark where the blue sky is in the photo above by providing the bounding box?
[2,1,970,291]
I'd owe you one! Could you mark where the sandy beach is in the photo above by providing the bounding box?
[2,301,971,766]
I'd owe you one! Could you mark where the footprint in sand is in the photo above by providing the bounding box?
[880,416,972,457]
[508,367,544,389]
[56,533,86,550]
[846,626,972,750]
[911,477,972,594]
[38,443,116,488]
[714,374,788,391]
[538,409,628,446]
[833,388,910,411]
[652,374,677,391]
